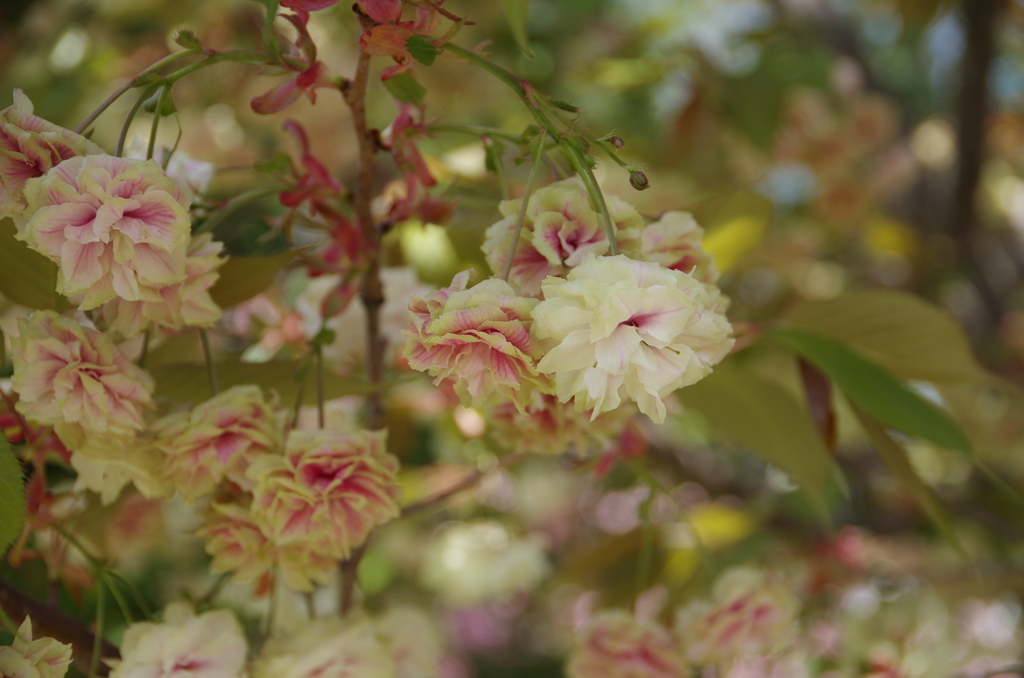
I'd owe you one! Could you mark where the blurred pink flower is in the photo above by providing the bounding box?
[109,603,248,678]
[11,311,153,437]
[482,178,643,297]
[0,89,102,221]
[19,155,191,310]
[248,429,401,559]
[566,610,686,678]
[153,385,283,503]
[640,211,719,283]
[403,270,552,412]
[531,255,733,424]
[254,617,394,678]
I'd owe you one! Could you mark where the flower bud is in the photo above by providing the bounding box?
[629,170,649,191]
[608,136,625,149]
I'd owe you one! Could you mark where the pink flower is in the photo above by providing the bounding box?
[109,603,248,678]
[531,255,734,424]
[251,14,337,115]
[402,270,552,412]
[153,385,283,503]
[0,617,73,678]
[10,311,153,437]
[675,567,801,671]
[248,429,401,559]
[482,178,643,297]
[19,155,191,310]
[566,610,686,678]
[99,233,226,339]
[0,89,102,221]
[640,211,719,283]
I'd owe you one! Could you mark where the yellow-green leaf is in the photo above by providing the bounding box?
[502,0,534,57]
[690,190,771,274]
[0,218,70,311]
[783,290,984,384]
[853,407,965,555]
[678,361,834,519]
[150,359,396,406]
[0,433,25,556]
[209,249,302,309]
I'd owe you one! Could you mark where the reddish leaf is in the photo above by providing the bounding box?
[359,23,414,58]
[360,0,402,23]
[799,357,837,453]
[281,0,340,10]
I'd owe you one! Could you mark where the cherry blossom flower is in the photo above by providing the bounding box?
[63,430,169,505]
[248,429,401,560]
[254,616,395,678]
[198,500,337,592]
[675,567,801,671]
[531,255,733,424]
[566,610,686,678]
[0,89,102,222]
[124,137,214,202]
[99,233,226,339]
[108,603,248,678]
[18,155,191,310]
[482,178,643,297]
[373,607,444,678]
[403,270,552,412]
[153,385,283,503]
[639,211,719,283]
[487,392,633,457]
[10,311,153,437]
[358,9,437,81]
[0,617,73,678]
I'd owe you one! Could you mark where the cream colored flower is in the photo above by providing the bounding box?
[0,90,102,221]
[153,385,282,503]
[248,429,401,560]
[125,137,214,201]
[19,155,191,310]
[675,567,801,671]
[487,392,634,457]
[373,607,443,678]
[640,211,719,283]
[532,255,733,424]
[566,610,686,678]
[421,521,549,605]
[403,270,551,412]
[63,430,170,505]
[0,617,73,678]
[99,233,225,339]
[254,616,395,678]
[482,177,642,296]
[10,311,153,437]
[108,603,247,678]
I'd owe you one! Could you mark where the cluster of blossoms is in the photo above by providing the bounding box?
[404,176,733,429]
[566,567,804,678]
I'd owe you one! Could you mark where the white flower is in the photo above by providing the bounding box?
[108,603,247,678]
[531,255,733,424]
[0,617,73,678]
[373,607,443,678]
[254,616,395,678]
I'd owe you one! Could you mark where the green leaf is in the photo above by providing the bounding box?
[208,249,301,309]
[502,0,534,57]
[782,289,984,384]
[768,326,972,455]
[0,433,25,556]
[405,35,441,66]
[383,71,426,105]
[678,361,834,519]
[150,359,398,406]
[0,218,70,311]
[853,407,965,556]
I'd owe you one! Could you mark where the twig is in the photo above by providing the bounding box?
[199,329,219,396]
[501,129,546,282]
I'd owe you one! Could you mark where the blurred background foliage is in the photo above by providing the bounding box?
[4,0,1024,676]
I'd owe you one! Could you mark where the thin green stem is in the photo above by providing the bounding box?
[487,140,510,201]
[428,123,525,145]
[544,102,630,169]
[87,576,106,678]
[314,343,325,429]
[139,329,150,369]
[635,490,656,594]
[164,51,272,86]
[290,369,307,431]
[0,604,16,633]
[114,89,150,158]
[74,49,195,134]
[558,138,619,255]
[199,329,219,396]
[103,571,152,620]
[501,129,546,281]
[194,572,230,610]
[146,87,167,161]
[101,572,134,625]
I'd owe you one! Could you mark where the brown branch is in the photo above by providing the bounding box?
[338,8,385,615]
[0,579,119,676]
[400,453,530,517]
